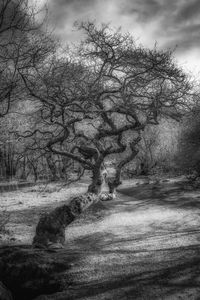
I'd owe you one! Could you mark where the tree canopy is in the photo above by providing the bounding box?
[17,22,192,192]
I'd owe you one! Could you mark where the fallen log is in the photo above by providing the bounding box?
[32,193,98,248]
[0,196,107,300]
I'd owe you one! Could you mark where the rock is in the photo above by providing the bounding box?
[0,281,13,300]
[161,179,170,183]
[187,171,199,181]
[100,192,115,201]
[0,246,75,300]
[10,238,16,241]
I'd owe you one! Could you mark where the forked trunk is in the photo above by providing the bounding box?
[107,140,140,198]
[107,170,122,199]
[87,167,103,195]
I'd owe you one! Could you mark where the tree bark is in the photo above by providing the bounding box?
[107,139,140,198]
[87,167,103,194]
[46,154,59,181]
[32,147,107,249]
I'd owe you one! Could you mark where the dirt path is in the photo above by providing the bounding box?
[36,179,200,300]
[2,179,200,299]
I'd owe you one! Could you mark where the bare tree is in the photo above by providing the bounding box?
[0,0,57,182]
[18,22,191,247]
[22,23,191,190]
[176,106,200,177]
[0,0,55,117]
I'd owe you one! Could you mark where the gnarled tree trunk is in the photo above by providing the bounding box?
[88,166,104,194]
[107,139,141,198]
[32,193,98,248]
[32,145,107,249]
[32,161,107,249]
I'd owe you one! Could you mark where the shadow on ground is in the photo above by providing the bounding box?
[37,233,200,300]
[2,179,200,300]
[118,180,200,210]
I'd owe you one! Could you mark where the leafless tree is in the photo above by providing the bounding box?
[0,0,55,117]
[21,22,191,194]
[17,22,192,247]
[176,106,200,177]
[0,0,57,181]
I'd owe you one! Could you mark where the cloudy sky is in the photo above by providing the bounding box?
[36,0,200,76]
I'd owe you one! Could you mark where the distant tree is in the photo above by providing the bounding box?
[0,0,57,180]
[0,0,55,117]
[134,126,159,175]
[135,119,181,176]
[176,107,200,176]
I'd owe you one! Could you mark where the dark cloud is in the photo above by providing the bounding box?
[120,0,161,21]
[142,0,200,52]
[119,0,178,22]
[44,0,200,57]
[48,0,96,28]
[163,23,200,52]
[175,0,200,23]
[51,0,94,12]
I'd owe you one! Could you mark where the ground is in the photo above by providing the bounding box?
[1,177,200,299]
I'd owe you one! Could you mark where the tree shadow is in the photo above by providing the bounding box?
[0,245,81,300]
[8,197,109,228]
[45,233,200,299]
[118,180,200,210]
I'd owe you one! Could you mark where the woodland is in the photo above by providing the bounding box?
[1,1,200,300]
